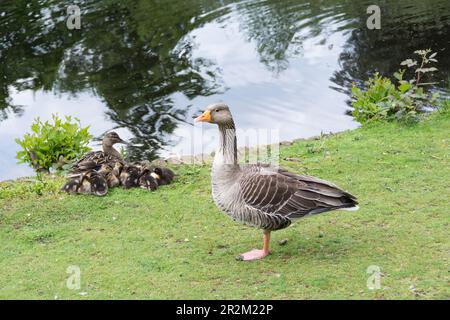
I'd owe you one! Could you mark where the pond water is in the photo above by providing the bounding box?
[1,0,449,180]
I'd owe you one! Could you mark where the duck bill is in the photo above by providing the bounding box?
[194,110,212,123]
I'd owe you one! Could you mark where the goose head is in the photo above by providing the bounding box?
[195,103,234,126]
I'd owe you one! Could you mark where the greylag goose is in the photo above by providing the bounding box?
[195,103,358,261]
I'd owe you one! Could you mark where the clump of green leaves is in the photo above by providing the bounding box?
[305,132,327,154]
[352,49,440,124]
[0,175,63,199]
[16,115,92,173]
[30,172,61,195]
[437,98,450,114]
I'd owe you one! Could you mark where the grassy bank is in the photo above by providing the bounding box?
[0,109,449,299]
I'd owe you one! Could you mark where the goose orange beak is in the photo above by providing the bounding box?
[195,110,212,123]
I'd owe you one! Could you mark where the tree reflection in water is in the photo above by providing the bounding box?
[1,0,449,161]
[0,0,231,160]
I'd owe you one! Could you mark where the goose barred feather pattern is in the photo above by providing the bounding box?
[240,165,357,221]
[213,163,358,231]
[206,103,358,232]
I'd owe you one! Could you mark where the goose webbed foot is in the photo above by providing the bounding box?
[237,231,271,261]
[237,249,269,261]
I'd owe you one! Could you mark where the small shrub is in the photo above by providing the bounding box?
[30,173,61,195]
[305,132,327,154]
[16,114,92,173]
[438,99,450,114]
[352,49,440,124]
[0,175,63,199]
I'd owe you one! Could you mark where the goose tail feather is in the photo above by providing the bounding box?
[338,204,360,211]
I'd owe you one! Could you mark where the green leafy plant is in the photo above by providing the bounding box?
[305,132,327,154]
[16,114,92,173]
[30,173,57,195]
[352,49,440,124]
[438,98,450,114]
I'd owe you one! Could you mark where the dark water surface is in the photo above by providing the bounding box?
[1,0,449,180]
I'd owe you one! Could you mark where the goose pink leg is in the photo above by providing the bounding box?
[239,231,270,261]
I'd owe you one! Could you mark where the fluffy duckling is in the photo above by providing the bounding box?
[152,167,175,186]
[61,170,108,196]
[139,168,159,191]
[61,176,83,194]
[135,161,175,187]
[119,164,142,189]
[81,171,109,196]
[119,161,175,191]
[98,161,123,188]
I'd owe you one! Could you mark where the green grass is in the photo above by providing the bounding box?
[1,109,449,300]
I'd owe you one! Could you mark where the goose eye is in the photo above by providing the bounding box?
[215,109,220,112]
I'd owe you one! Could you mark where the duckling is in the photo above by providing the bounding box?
[61,170,108,196]
[98,161,123,188]
[138,168,159,191]
[137,162,175,185]
[118,161,175,191]
[152,166,175,186]
[81,171,109,196]
[119,163,142,188]
[60,176,83,194]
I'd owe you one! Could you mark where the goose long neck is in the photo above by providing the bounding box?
[215,122,238,166]
[102,142,122,159]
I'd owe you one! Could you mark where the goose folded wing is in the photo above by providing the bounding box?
[277,168,357,201]
[240,167,357,219]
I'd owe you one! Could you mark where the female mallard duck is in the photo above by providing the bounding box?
[195,103,358,261]
[62,132,126,196]
[69,131,126,175]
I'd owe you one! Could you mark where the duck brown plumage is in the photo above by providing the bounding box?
[62,131,176,195]
[61,132,125,196]
[119,161,175,190]
[61,170,109,196]
[69,131,125,175]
